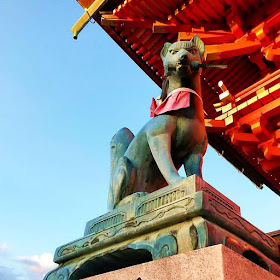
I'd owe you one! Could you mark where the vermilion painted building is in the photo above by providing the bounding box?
[71,0,280,196]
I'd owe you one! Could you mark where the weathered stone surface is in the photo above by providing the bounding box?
[54,176,277,265]
[44,177,280,280]
[82,245,280,280]
[85,175,240,237]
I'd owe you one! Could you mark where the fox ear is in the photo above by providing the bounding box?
[191,35,205,61]
[160,42,172,60]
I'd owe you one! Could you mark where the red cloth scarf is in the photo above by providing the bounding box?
[150,88,202,118]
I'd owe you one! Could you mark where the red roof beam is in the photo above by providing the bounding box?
[205,119,226,133]
[219,64,249,89]
[142,38,167,61]
[149,0,171,17]
[119,27,136,39]
[226,66,259,95]
[114,2,139,18]
[123,0,147,18]
[190,1,214,22]
[208,0,226,15]
[239,98,280,126]
[260,159,280,172]
[197,0,223,21]
[153,22,227,33]
[231,132,260,146]
[249,52,268,71]
[151,59,163,70]
[131,30,152,50]
[205,38,262,61]
[147,55,159,66]
[265,48,280,65]
[136,1,158,19]
[101,15,153,28]
[251,116,272,142]
[156,68,164,77]
[142,0,166,19]
[250,12,280,47]
[178,30,235,44]
[101,17,226,32]
[136,34,162,55]
[126,28,146,44]
[262,146,280,162]
[170,4,197,24]
[235,70,280,101]
[160,0,178,10]
[265,11,280,31]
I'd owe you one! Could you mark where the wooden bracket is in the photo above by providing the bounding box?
[101,14,153,28]
[205,38,261,61]
[178,30,235,44]
[152,21,226,33]
[205,119,226,133]
[71,0,109,39]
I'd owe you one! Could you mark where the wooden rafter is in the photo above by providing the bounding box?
[265,48,280,64]
[71,0,109,39]
[152,21,227,33]
[205,38,262,61]
[101,14,153,28]
[100,16,228,33]
[178,30,235,44]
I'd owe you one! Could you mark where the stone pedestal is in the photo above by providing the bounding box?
[83,245,280,280]
[44,176,280,280]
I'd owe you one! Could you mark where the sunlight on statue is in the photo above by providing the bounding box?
[108,35,208,210]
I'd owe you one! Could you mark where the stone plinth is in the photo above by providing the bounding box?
[83,245,280,280]
[44,176,280,280]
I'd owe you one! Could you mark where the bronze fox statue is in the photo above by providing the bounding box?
[108,35,208,210]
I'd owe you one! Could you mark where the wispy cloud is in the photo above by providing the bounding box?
[0,242,9,258]
[0,243,8,250]
[0,243,22,280]
[0,242,57,280]
[17,253,57,279]
[0,264,23,280]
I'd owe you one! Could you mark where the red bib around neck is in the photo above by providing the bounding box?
[150,88,202,118]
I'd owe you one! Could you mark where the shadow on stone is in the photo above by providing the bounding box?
[70,248,152,280]
[243,250,269,271]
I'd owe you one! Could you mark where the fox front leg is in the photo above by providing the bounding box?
[183,138,207,178]
[183,153,203,178]
[146,115,183,184]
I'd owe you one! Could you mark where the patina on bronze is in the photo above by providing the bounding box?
[109,35,208,210]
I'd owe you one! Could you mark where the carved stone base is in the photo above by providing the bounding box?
[82,245,280,280]
[44,176,280,280]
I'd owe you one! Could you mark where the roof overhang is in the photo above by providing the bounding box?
[71,0,280,195]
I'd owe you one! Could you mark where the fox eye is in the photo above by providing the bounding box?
[188,48,197,54]
[169,50,178,55]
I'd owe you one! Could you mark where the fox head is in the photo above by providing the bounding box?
[160,35,205,77]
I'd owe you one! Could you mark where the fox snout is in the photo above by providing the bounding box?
[177,50,191,65]
[178,55,189,64]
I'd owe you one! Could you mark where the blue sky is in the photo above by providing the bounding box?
[0,1,279,279]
